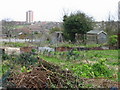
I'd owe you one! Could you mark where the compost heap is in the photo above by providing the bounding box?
[6,57,81,88]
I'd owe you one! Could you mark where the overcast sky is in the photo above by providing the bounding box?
[0,0,119,22]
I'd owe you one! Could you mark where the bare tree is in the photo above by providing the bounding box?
[2,18,15,42]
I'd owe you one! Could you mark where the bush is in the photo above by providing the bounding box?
[2,52,38,67]
[91,58,112,77]
[109,35,118,46]
[2,54,11,60]
[18,53,38,66]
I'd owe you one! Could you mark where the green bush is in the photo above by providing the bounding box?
[91,58,112,77]
[109,35,118,46]
[18,53,38,66]
[3,53,38,67]
[2,54,11,60]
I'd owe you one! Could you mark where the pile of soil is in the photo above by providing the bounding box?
[4,57,119,88]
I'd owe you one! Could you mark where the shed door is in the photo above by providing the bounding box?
[98,33,107,44]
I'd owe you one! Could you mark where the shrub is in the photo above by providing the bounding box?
[92,58,112,77]
[2,54,11,60]
[18,53,38,66]
[109,35,118,46]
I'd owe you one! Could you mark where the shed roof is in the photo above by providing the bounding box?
[55,31,63,33]
[87,30,107,35]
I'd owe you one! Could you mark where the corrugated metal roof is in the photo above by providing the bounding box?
[87,30,107,35]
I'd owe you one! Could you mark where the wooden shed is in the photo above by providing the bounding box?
[51,31,63,44]
[87,30,107,44]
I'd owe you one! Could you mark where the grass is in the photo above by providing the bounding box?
[0,65,2,78]
[3,42,31,47]
[39,50,119,81]
[50,43,104,48]
[13,25,28,29]
[39,55,72,68]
